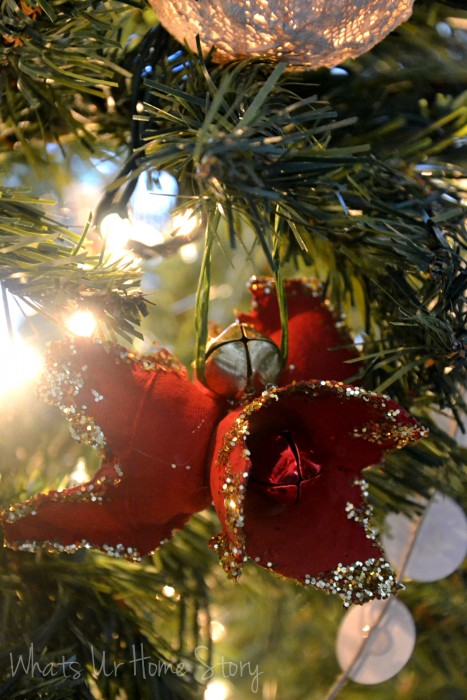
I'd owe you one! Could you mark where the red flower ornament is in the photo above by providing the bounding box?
[1,277,427,607]
[2,340,224,560]
[209,278,427,606]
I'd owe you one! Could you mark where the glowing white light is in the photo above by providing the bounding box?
[0,339,44,398]
[129,221,165,248]
[210,620,226,642]
[59,457,91,490]
[132,171,178,219]
[100,213,133,254]
[162,585,176,598]
[66,310,96,337]
[79,176,100,197]
[180,242,199,264]
[204,679,232,700]
[69,457,90,485]
[101,212,164,250]
[171,209,200,237]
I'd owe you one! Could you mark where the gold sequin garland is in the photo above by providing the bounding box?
[211,381,426,603]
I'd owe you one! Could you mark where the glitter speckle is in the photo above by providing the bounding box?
[346,479,378,541]
[302,558,398,607]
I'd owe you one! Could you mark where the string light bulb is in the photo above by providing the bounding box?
[57,457,91,491]
[162,585,176,598]
[171,209,200,237]
[100,212,133,254]
[98,170,178,254]
[68,457,91,486]
[66,310,96,337]
[180,243,199,264]
[210,620,226,642]
[204,679,232,700]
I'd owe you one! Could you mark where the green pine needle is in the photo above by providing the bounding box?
[0,187,148,340]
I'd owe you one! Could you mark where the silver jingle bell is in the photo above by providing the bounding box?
[202,322,283,401]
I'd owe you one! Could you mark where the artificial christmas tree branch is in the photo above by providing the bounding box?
[0,1,466,698]
[0,533,213,699]
[0,187,148,341]
[128,36,466,416]
[0,0,161,157]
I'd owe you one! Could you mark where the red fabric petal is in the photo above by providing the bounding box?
[2,338,224,558]
[238,277,362,385]
[2,460,188,558]
[210,381,427,605]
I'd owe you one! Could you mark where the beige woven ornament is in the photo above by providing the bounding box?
[150,0,414,69]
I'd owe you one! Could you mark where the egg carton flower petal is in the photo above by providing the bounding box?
[210,380,427,605]
[2,338,224,559]
[238,277,362,385]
